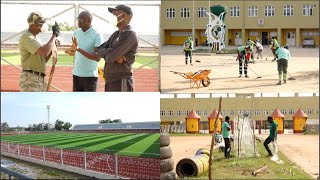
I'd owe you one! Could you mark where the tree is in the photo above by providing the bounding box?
[1,122,10,132]
[55,119,64,130]
[99,118,122,123]
[63,122,72,130]
[48,22,76,31]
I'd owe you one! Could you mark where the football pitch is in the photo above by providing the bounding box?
[1,132,160,158]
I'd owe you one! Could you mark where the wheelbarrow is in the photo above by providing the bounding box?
[170,69,211,89]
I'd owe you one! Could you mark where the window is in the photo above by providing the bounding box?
[281,109,286,115]
[166,8,175,18]
[239,110,243,115]
[177,110,183,116]
[248,6,258,17]
[303,5,314,16]
[168,111,173,116]
[307,109,313,114]
[197,7,207,18]
[289,109,295,114]
[185,110,190,116]
[196,110,202,116]
[181,8,190,18]
[221,110,226,116]
[230,6,240,17]
[265,6,275,16]
[264,110,269,115]
[203,110,208,116]
[283,5,294,16]
[160,111,165,116]
[255,110,260,115]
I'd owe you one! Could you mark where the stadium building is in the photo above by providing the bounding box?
[160,93,319,132]
[160,0,319,46]
[71,121,160,133]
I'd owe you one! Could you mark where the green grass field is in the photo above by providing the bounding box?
[188,141,312,179]
[1,132,160,158]
[1,51,159,69]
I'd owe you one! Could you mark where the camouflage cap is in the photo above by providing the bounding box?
[27,12,46,25]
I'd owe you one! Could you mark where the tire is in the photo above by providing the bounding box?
[202,77,210,87]
[160,171,176,180]
[160,146,172,160]
[160,133,170,147]
[160,158,174,173]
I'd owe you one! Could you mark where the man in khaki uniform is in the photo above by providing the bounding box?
[19,12,60,91]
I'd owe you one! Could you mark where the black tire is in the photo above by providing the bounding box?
[160,171,176,180]
[160,133,170,147]
[160,158,174,173]
[202,77,210,87]
[160,146,172,160]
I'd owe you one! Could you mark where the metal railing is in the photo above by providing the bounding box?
[1,166,35,179]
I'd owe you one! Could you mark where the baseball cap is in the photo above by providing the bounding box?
[27,12,46,25]
[108,5,133,15]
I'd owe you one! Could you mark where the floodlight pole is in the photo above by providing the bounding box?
[47,105,50,130]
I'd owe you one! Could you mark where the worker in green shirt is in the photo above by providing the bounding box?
[183,37,193,65]
[270,36,280,61]
[275,45,290,85]
[264,116,278,157]
[236,46,251,78]
[246,38,255,63]
[222,116,231,158]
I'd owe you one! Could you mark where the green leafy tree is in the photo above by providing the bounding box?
[55,119,65,130]
[1,122,10,132]
[63,122,72,130]
[48,22,76,31]
[99,118,122,123]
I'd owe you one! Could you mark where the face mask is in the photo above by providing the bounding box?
[109,13,125,27]
[40,23,48,32]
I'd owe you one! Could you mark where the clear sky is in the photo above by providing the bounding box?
[1,0,160,35]
[1,92,160,127]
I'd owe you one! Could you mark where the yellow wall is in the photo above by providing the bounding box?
[301,29,319,46]
[160,93,319,125]
[293,117,307,132]
[209,118,222,132]
[186,118,199,133]
[273,117,284,134]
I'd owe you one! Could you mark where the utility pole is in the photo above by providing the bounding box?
[47,105,50,130]
[192,0,195,40]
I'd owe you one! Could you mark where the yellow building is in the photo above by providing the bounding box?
[160,0,319,46]
[160,93,319,129]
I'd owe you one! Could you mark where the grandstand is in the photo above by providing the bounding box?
[71,121,160,133]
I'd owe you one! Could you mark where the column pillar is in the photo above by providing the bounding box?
[277,28,282,45]
[296,28,300,47]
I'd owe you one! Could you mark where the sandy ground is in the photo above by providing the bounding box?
[160,46,319,93]
[169,135,214,172]
[256,134,319,179]
[170,134,319,179]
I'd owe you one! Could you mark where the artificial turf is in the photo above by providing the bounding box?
[1,132,160,158]
[1,53,159,69]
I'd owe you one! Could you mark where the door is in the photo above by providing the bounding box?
[262,32,268,45]
[235,32,242,45]
[287,31,295,46]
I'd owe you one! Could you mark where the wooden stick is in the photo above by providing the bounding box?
[252,164,267,176]
[46,43,58,92]
[209,97,222,180]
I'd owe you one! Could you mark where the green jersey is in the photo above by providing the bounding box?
[269,121,278,140]
[222,121,230,138]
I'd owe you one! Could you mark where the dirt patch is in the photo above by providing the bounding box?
[170,134,319,179]
[161,46,319,93]
[256,134,319,179]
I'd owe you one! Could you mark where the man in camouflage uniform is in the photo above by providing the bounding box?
[236,45,250,78]
[183,36,193,65]
[19,12,60,91]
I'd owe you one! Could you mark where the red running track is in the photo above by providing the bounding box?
[1,65,159,92]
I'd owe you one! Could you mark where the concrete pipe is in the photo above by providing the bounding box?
[176,154,209,177]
